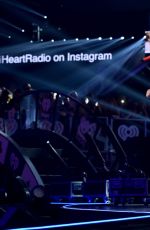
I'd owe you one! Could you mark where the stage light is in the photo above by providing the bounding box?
[109,37,113,40]
[4,1,49,20]
[120,36,125,40]
[85,97,89,104]
[63,38,66,42]
[95,101,99,107]
[40,39,43,42]
[98,37,102,40]
[75,38,79,41]
[131,36,134,39]
[86,38,89,41]
[51,39,54,42]
[120,97,126,105]
[120,99,125,104]
[30,40,33,43]
[8,35,11,39]
[0,19,26,33]
[53,92,57,100]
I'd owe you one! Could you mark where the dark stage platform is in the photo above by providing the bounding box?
[5,202,150,230]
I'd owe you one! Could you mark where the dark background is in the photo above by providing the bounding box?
[0,0,150,44]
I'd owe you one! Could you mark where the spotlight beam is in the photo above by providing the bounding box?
[0,19,24,32]
[2,0,47,19]
[77,38,144,97]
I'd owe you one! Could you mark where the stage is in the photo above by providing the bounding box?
[5,202,150,229]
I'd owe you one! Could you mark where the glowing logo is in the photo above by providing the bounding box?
[118,125,139,141]
[38,120,52,131]
[76,116,96,145]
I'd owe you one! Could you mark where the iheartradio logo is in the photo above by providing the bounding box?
[118,125,139,141]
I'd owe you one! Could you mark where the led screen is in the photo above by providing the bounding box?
[0,38,143,96]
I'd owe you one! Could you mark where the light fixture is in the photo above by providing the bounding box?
[95,102,99,107]
[120,97,126,104]
[53,92,57,100]
[85,97,89,104]
[120,36,125,40]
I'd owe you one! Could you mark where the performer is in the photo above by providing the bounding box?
[146,89,150,98]
[143,31,150,61]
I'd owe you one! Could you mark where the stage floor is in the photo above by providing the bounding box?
[6,202,150,230]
